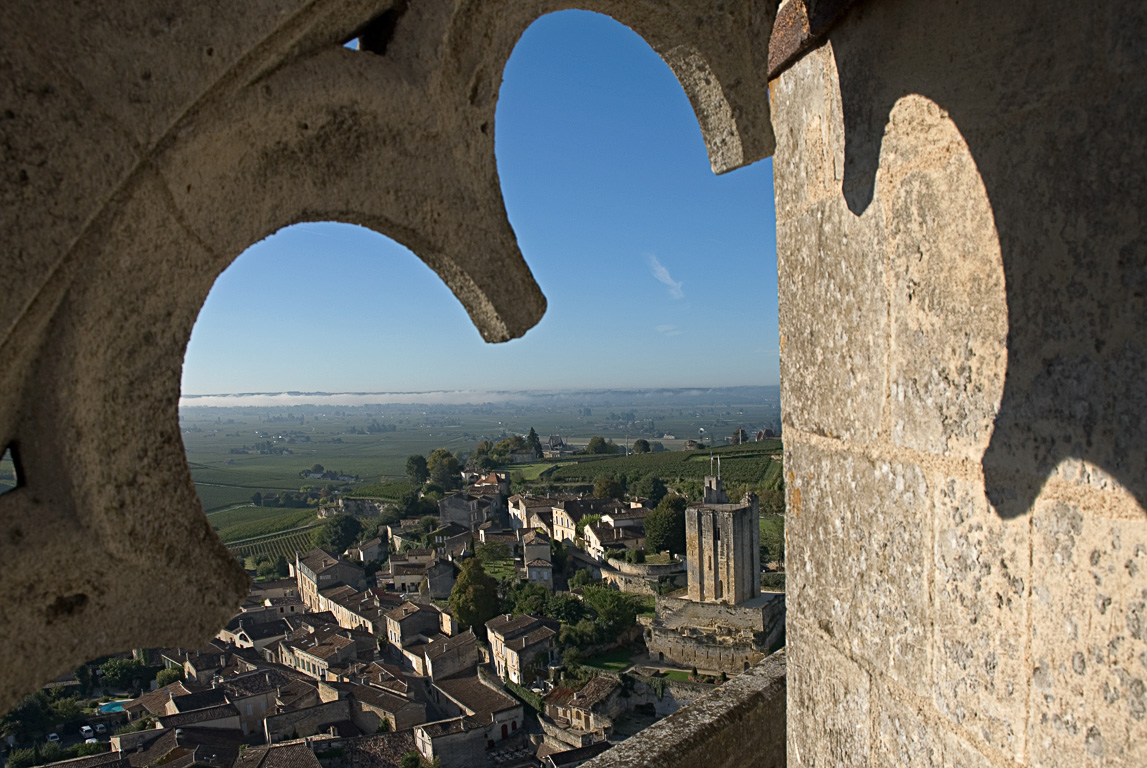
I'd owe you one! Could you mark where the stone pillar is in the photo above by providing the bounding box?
[772,0,1147,765]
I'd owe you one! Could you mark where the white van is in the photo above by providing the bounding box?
[80,725,94,738]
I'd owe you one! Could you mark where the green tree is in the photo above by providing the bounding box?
[631,438,651,454]
[630,475,667,507]
[311,463,325,474]
[100,658,146,688]
[1,693,49,744]
[584,436,616,455]
[315,515,363,554]
[405,454,429,485]
[545,592,586,624]
[448,559,501,632]
[593,474,626,500]
[476,541,511,563]
[526,428,542,454]
[575,514,601,539]
[49,697,81,725]
[399,752,423,768]
[581,585,639,641]
[427,448,461,490]
[155,667,183,688]
[507,582,549,616]
[644,495,687,555]
[568,568,595,589]
[250,491,262,506]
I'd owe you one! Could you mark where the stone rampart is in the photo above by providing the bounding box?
[582,651,785,768]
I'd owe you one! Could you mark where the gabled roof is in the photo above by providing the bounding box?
[126,681,198,715]
[156,702,239,728]
[169,688,227,712]
[423,629,477,660]
[417,715,486,737]
[526,559,553,568]
[433,674,520,719]
[521,529,550,544]
[297,548,344,575]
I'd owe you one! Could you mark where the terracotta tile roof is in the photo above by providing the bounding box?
[156,703,239,728]
[568,677,619,710]
[526,559,552,568]
[234,743,321,768]
[338,732,417,768]
[417,715,486,737]
[125,681,198,716]
[298,548,343,574]
[433,674,520,719]
[36,751,132,768]
[169,688,227,712]
[385,601,436,622]
[423,629,477,660]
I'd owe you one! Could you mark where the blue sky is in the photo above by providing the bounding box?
[181,11,778,396]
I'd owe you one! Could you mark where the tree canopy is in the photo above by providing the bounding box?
[593,474,626,500]
[526,427,542,454]
[584,436,617,455]
[644,494,688,555]
[630,475,667,507]
[448,559,501,632]
[405,454,429,485]
[427,448,461,490]
[315,515,362,554]
[631,438,651,454]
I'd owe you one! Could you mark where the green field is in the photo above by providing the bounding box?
[229,527,321,559]
[348,481,412,500]
[208,506,319,543]
[180,398,782,515]
[548,440,783,487]
[504,463,558,481]
[584,648,637,672]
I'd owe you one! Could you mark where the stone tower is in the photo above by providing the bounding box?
[685,476,760,605]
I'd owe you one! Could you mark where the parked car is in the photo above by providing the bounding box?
[47,733,59,743]
[80,725,94,738]
[85,738,99,745]
[94,724,107,734]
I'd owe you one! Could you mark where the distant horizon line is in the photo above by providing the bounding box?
[179,384,780,408]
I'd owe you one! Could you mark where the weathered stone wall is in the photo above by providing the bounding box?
[647,593,785,673]
[264,700,350,744]
[773,0,1147,765]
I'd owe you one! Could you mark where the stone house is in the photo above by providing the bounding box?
[543,677,623,741]
[384,601,446,650]
[293,549,367,612]
[421,629,479,681]
[414,717,489,768]
[485,614,558,685]
[583,521,645,562]
[524,559,554,591]
[520,528,550,563]
[430,673,524,745]
[424,559,457,599]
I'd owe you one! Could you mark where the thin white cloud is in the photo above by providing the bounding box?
[656,324,685,338]
[646,254,684,300]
